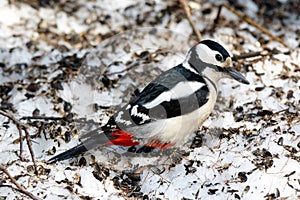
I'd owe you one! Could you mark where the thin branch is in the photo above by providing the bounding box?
[102,61,141,76]
[0,165,42,200]
[23,127,38,174]
[0,110,38,174]
[103,49,170,76]
[0,110,24,160]
[0,185,30,197]
[232,50,269,61]
[21,116,100,128]
[214,4,289,48]
[266,108,289,122]
[20,116,64,121]
[211,3,223,32]
[179,0,202,41]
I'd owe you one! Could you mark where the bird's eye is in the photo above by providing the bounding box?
[215,54,223,62]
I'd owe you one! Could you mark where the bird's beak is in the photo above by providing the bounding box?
[224,57,250,85]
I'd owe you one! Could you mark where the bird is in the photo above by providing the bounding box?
[48,39,249,163]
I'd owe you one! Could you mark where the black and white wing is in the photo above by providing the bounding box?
[113,64,210,130]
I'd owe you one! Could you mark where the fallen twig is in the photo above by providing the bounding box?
[103,49,170,76]
[179,0,202,41]
[232,50,269,61]
[21,116,100,126]
[0,110,24,159]
[0,165,41,200]
[22,127,37,173]
[214,4,289,48]
[0,110,38,174]
[20,116,64,121]
[102,61,142,76]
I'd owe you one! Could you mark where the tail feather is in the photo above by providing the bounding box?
[47,143,88,164]
[47,129,142,163]
[47,129,112,163]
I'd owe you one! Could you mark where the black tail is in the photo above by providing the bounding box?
[47,143,88,164]
[47,129,112,164]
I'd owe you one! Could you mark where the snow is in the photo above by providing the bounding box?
[0,0,299,199]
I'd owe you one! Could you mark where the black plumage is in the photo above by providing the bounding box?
[114,64,210,128]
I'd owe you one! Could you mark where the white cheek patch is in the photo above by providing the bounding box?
[196,44,220,65]
[143,81,205,109]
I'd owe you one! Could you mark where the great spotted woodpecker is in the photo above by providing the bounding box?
[48,40,249,163]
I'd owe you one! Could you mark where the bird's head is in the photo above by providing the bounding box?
[185,39,249,84]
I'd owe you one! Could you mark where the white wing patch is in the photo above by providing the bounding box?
[115,111,132,126]
[143,81,205,109]
[126,104,131,110]
[170,81,205,99]
[131,105,150,123]
[143,91,171,109]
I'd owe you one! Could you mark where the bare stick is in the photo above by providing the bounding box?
[22,127,38,174]
[103,60,141,76]
[0,184,37,198]
[0,165,42,200]
[0,110,38,174]
[232,50,270,61]
[20,116,64,121]
[0,110,24,159]
[103,49,170,76]
[211,3,223,32]
[21,116,100,128]
[179,0,202,41]
[215,4,289,48]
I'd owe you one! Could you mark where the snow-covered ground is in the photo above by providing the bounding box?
[0,0,299,199]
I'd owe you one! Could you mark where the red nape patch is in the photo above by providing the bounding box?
[193,41,201,46]
[105,129,139,146]
[145,141,174,149]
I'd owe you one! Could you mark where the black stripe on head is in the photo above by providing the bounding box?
[200,40,230,59]
[188,47,207,73]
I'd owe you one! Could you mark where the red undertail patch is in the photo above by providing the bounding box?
[145,141,174,149]
[105,129,139,146]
